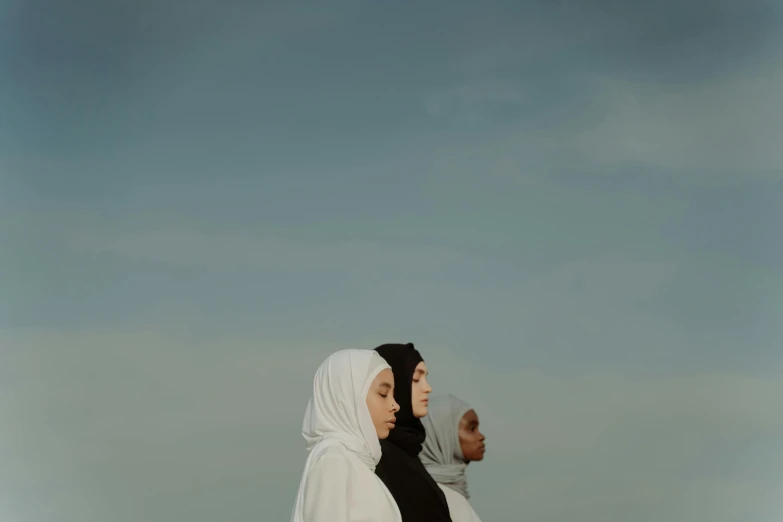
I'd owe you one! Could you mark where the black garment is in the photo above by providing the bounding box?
[374,343,452,522]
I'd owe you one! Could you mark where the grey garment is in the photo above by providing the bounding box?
[420,394,473,499]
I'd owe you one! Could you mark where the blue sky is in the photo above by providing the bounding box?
[2,1,782,521]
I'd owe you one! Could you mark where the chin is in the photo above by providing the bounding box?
[413,406,428,418]
[469,449,485,461]
[378,429,390,440]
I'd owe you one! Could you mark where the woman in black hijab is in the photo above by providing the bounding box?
[374,343,453,522]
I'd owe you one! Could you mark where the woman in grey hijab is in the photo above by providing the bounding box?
[420,394,486,522]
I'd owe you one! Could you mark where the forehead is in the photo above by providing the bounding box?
[414,361,428,373]
[373,367,395,386]
[460,409,479,424]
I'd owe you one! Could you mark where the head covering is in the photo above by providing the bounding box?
[420,394,473,499]
[374,343,453,522]
[374,343,426,456]
[302,349,391,468]
[291,349,393,522]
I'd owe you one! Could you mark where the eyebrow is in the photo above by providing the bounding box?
[414,368,428,376]
[378,382,392,390]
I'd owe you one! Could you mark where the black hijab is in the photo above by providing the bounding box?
[374,343,452,522]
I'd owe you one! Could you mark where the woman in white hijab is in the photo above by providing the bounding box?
[290,349,403,522]
[420,394,487,522]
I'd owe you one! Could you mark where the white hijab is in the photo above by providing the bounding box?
[420,393,473,498]
[291,349,391,521]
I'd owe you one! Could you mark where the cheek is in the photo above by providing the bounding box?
[368,399,382,422]
[460,432,476,447]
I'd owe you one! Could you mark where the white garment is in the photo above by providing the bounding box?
[438,484,483,522]
[291,349,402,522]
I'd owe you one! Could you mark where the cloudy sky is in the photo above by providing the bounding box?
[2,0,782,521]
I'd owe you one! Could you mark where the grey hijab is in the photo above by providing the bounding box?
[420,394,473,499]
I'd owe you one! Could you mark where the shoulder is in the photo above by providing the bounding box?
[377,441,410,468]
[438,485,482,522]
[439,484,467,503]
[304,446,359,498]
[374,445,404,477]
[309,444,354,473]
[314,442,350,460]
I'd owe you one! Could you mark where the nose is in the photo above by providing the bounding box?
[391,399,400,413]
[478,431,486,441]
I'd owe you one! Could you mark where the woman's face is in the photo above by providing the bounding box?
[410,361,433,418]
[458,409,486,461]
[366,368,400,439]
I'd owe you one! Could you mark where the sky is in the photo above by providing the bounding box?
[1,0,782,521]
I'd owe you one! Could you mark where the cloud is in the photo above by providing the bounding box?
[425,81,526,118]
[2,330,781,522]
[42,222,782,373]
[571,71,783,178]
[454,0,782,85]
[426,2,783,187]
[430,65,783,185]
[63,226,468,274]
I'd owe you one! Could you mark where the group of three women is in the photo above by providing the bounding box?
[290,343,486,522]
